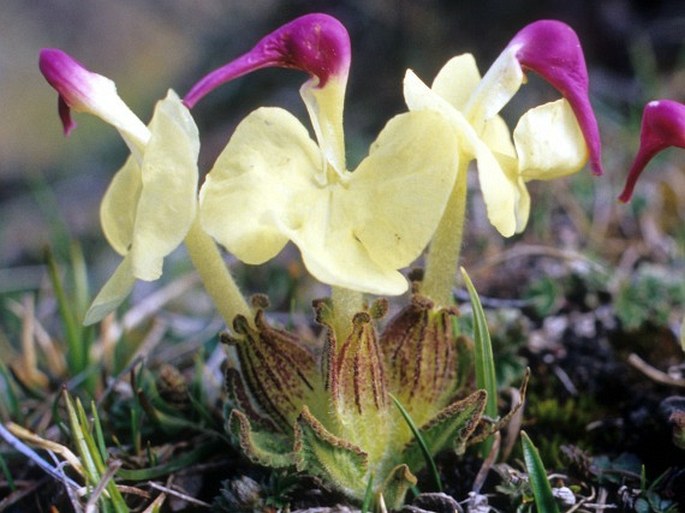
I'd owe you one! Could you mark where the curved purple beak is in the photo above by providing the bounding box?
[619,100,685,202]
[509,20,603,176]
[183,13,351,108]
[39,48,101,135]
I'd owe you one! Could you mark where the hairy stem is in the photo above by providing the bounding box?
[184,219,251,326]
[422,163,468,306]
[331,286,363,342]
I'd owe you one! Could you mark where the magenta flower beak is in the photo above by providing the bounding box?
[618,100,685,202]
[183,13,351,108]
[508,20,603,176]
[39,48,102,135]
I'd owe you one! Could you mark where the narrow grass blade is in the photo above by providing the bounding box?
[0,451,15,491]
[460,268,498,457]
[361,473,374,513]
[0,361,22,422]
[64,390,99,484]
[389,393,442,492]
[70,241,90,319]
[116,440,224,480]
[91,401,108,461]
[64,391,129,511]
[521,431,560,513]
[46,249,86,375]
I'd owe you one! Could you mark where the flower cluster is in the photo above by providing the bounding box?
[41,12,671,508]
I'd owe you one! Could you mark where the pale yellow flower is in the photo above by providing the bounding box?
[40,49,199,324]
[404,20,602,236]
[187,14,459,295]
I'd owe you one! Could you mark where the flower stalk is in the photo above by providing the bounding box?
[183,219,252,325]
[422,163,468,305]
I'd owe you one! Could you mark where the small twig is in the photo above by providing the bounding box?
[84,460,122,513]
[501,387,524,462]
[552,364,579,396]
[52,452,84,513]
[566,487,596,513]
[472,431,500,494]
[116,484,151,499]
[147,481,212,508]
[627,353,685,388]
[453,288,531,309]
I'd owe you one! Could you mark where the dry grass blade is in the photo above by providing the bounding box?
[84,460,122,513]
[4,422,84,478]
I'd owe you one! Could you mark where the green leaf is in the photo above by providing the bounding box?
[521,431,560,513]
[461,268,498,456]
[227,409,296,468]
[294,406,368,500]
[402,390,486,471]
[381,464,418,511]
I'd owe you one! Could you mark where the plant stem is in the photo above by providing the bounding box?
[184,219,251,327]
[422,163,468,306]
[331,286,363,342]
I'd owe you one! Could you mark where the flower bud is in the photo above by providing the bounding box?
[619,100,685,202]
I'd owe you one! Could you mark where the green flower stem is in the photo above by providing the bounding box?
[331,286,363,341]
[422,163,468,306]
[184,218,252,326]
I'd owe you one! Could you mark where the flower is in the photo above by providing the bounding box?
[619,100,685,202]
[403,20,602,236]
[40,49,200,324]
[186,14,460,295]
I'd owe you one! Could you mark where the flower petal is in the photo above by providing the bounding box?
[404,70,519,236]
[481,115,516,158]
[347,110,460,270]
[508,20,603,175]
[100,155,142,256]
[300,77,347,177]
[514,99,588,181]
[199,107,320,264]
[430,54,481,111]
[462,46,524,130]
[474,141,521,237]
[481,116,531,233]
[130,91,200,281]
[619,100,685,202]
[83,255,136,325]
[288,200,409,295]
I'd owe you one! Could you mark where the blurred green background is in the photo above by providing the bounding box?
[1,0,683,295]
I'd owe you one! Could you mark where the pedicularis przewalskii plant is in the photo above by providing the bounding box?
[40,13,603,508]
